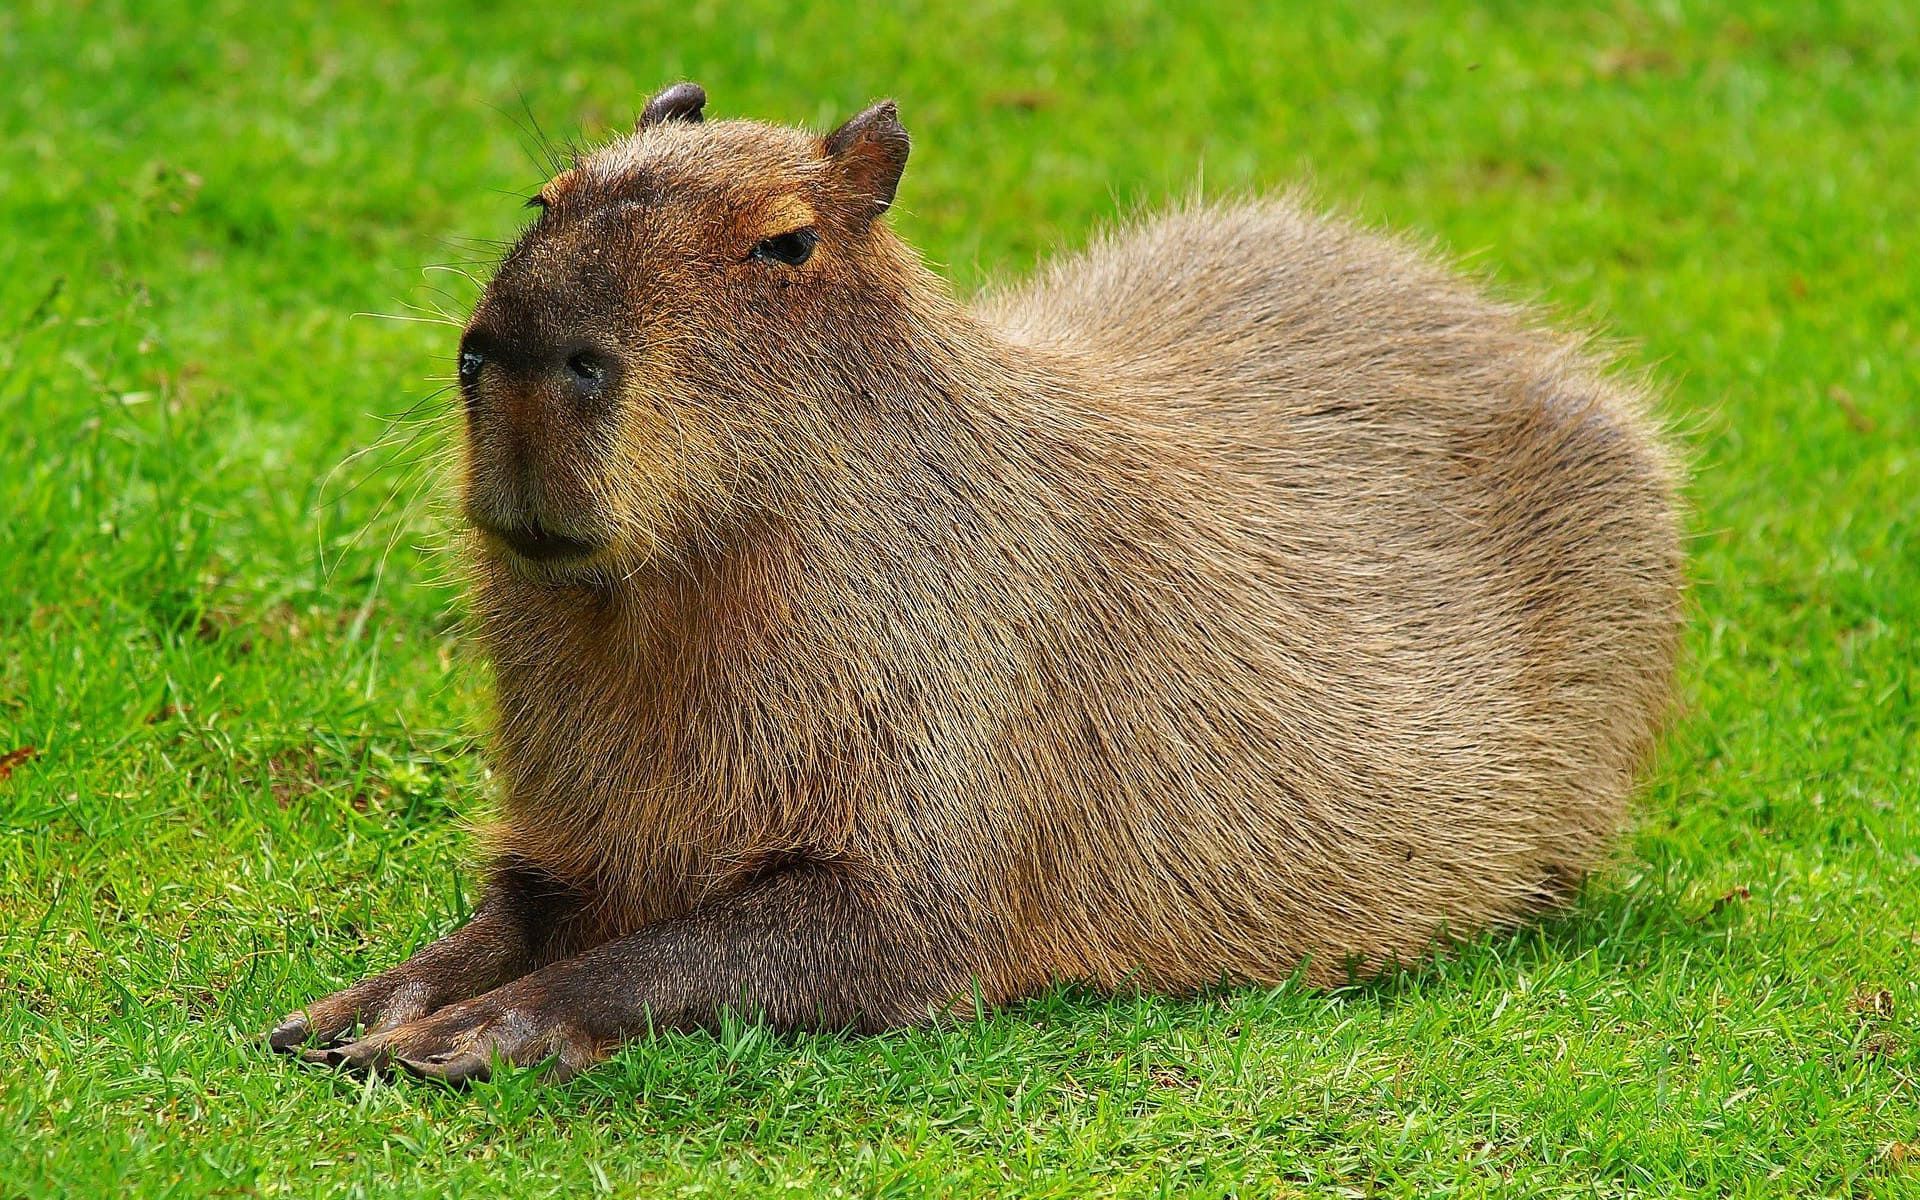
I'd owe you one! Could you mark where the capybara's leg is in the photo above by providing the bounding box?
[316,862,974,1083]
[267,857,591,1054]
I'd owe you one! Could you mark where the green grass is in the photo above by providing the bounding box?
[2,0,1916,1195]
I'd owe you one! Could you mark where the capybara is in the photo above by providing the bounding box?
[270,83,1683,1083]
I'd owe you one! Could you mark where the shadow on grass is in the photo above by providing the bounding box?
[1342,858,1745,1009]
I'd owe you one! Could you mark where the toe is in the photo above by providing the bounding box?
[329,1034,401,1075]
[269,1002,360,1054]
[266,1015,311,1053]
[397,1051,493,1086]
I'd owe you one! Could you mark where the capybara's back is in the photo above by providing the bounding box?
[972,198,1683,988]
[274,92,1685,1083]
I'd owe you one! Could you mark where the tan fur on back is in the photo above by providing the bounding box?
[471,117,1684,999]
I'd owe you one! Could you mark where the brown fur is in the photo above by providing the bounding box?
[270,85,1683,1082]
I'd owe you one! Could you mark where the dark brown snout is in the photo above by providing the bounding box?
[458,326,621,420]
[457,297,627,563]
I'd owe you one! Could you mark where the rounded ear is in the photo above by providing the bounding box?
[638,82,706,129]
[824,100,909,224]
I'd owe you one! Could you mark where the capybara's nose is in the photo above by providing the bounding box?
[457,325,619,417]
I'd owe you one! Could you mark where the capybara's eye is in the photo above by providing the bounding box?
[458,349,484,388]
[566,351,606,383]
[752,228,818,266]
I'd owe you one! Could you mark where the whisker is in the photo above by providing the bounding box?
[367,446,457,589]
[423,264,484,289]
[353,311,462,328]
[322,433,452,586]
[313,377,463,586]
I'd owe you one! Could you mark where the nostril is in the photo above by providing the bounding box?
[458,349,485,389]
[565,350,606,384]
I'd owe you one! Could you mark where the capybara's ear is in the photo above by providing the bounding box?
[824,100,909,224]
[637,82,706,129]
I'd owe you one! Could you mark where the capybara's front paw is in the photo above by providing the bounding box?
[313,978,607,1085]
[267,970,442,1055]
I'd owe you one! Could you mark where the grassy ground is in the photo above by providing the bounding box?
[1,0,1915,1195]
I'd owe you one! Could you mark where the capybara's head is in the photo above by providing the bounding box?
[456,83,912,578]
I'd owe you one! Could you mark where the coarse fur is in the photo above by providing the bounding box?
[272,85,1683,1082]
